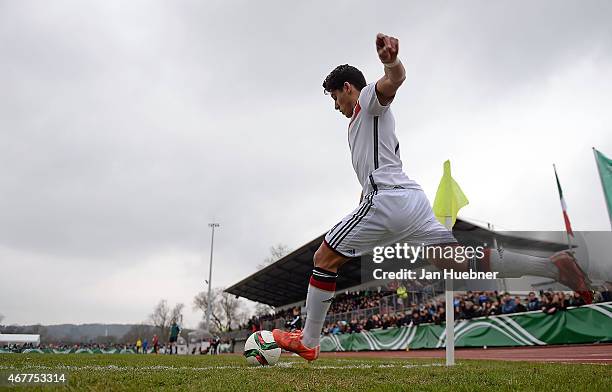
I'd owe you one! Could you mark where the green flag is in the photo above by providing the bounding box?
[593,147,612,226]
[433,160,469,228]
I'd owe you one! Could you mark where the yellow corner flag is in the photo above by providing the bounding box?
[433,160,469,228]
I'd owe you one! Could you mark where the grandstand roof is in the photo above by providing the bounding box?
[225,219,569,306]
[225,234,348,307]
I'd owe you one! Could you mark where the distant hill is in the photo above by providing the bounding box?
[1,323,195,344]
[1,323,143,343]
[44,324,138,341]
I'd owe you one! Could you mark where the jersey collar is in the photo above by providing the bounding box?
[349,101,361,128]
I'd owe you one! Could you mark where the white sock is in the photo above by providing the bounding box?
[302,267,337,348]
[487,248,559,279]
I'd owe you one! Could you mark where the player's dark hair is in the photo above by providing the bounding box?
[322,64,367,93]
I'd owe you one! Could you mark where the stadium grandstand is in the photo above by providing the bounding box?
[225,219,612,352]
[226,218,578,308]
[227,219,582,298]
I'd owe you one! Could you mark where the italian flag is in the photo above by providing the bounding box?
[553,164,574,237]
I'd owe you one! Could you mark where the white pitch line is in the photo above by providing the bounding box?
[0,362,446,371]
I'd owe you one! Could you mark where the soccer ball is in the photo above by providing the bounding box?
[243,330,281,366]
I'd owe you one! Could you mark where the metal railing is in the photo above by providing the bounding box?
[325,291,440,324]
[225,289,443,338]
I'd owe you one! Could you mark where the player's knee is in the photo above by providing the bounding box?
[313,247,326,267]
[313,245,344,272]
[314,256,337,272]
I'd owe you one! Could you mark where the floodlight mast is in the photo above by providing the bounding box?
[204,223,220,333]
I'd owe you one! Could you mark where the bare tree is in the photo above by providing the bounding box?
[193,288,223,332]
[122,323,156,345]
[218,290,243,331]
[171,303,184,324]
[193,288,245,332]
[149,300,171,343]
[257,243,291,269]
[0,313,4,325]
[237,310,251,328]
[147,300,184,343]
[254,303,274,316]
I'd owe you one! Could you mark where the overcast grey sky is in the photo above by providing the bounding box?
[1,0,611,328]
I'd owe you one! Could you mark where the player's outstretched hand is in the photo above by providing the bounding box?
[376,33,399,64]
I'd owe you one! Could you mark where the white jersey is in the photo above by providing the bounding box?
[324,83,455,257]
[348,82,420,195]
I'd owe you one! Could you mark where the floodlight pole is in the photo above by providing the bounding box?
[444,216,455,366]
[204,223,220,332]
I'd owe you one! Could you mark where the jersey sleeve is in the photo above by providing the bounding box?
[359,82,391,116]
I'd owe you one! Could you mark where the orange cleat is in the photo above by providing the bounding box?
[550,250,593,304]
[272,329,319,362]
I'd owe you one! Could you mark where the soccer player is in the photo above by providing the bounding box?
[273,33,591,361]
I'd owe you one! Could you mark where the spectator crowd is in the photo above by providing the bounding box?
[1,342,132,354]
[244,289,610,336]
[243,290,392,332]
[321,290,602,335]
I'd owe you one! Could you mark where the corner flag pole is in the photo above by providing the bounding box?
[443,217,455,366]
[432,160,468,367]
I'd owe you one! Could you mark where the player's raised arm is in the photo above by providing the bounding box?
[375,33,406,106]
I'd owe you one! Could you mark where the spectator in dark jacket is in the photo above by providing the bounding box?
[514,297,527,313]
[501,294,517,314]
[526,292,540,311]
[409,310,421,326]
[569,292,586,307]
[285,307,302,331]
[460,301,480,319]
[542,292,564,314]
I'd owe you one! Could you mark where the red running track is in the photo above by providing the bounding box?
[319,344,612,364]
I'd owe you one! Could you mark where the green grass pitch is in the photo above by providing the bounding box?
[1,354,610,391]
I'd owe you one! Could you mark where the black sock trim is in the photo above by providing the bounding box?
[311,267,337,282]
